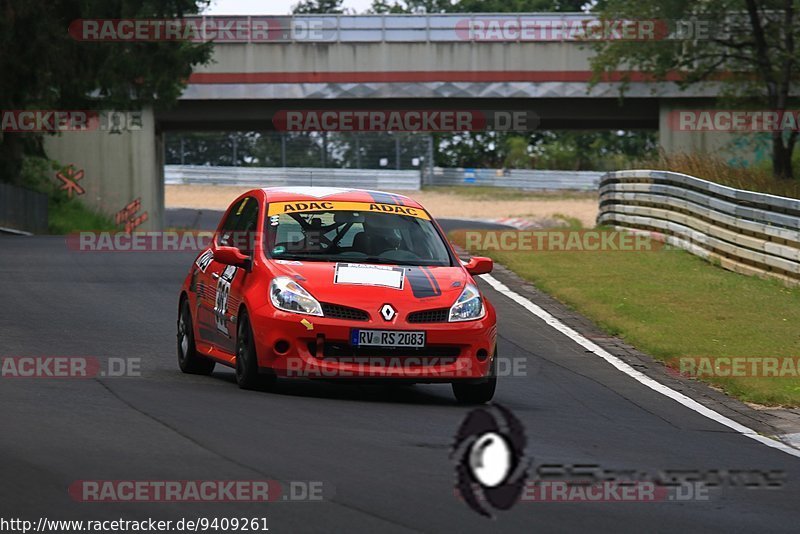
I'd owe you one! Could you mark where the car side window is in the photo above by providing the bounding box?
[216,199,245,248]
[217,197,259,254]
[232,197,259,256]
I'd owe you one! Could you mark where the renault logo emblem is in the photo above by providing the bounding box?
[380,304,397,321]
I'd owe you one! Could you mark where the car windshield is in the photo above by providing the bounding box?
[264,205,453,267]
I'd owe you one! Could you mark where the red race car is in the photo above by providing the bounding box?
[177,187,498,403]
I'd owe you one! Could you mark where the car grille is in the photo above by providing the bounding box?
[407,308,450,324]
[321,303,370,321]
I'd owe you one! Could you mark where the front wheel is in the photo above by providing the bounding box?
[452,354,497,404]
[177,298,215,375]
[235,310,275,390]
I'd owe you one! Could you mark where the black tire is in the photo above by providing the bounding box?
[452,354,497,404]
[177,298,215,375]
[235,310,275,390]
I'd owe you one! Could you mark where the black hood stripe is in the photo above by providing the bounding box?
[367,191,406,206]
[422,267,441,295]
[406,267,442,299]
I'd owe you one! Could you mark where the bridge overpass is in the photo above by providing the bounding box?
[163,13,715,131]
[45,14,742,230]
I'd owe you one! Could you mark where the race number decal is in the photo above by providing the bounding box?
[195,249,213,273]
[214,265,237,335]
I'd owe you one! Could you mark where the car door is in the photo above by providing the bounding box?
[211,196,260,355]
[192,246,218,346]
[195,198,245,347]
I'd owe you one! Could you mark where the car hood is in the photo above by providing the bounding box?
[269,260,469,312]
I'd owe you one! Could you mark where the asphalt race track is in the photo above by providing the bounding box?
[2,233,799,533]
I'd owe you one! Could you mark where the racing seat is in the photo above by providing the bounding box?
[352,231,390,256]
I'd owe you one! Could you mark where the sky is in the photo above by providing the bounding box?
[203,0,375,15]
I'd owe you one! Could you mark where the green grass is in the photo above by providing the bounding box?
[12,155,118,234]
[421,185,597,201]
[48,196,117,234]
[451,229,800,406]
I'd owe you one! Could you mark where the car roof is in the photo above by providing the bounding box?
[259,187,424,209]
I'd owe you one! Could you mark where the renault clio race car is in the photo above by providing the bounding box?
[177,187,498,403]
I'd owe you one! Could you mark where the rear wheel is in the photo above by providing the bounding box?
[452,354,497,404]
[235,310,275,390]
[177,298,215,375]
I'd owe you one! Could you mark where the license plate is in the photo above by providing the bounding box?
[351,329,426,348]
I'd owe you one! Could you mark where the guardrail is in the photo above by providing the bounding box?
[0,183,48,235]
[186,13,596,43]
[164,165,421,190]
[598,170,800,285]
[428,168,602,190]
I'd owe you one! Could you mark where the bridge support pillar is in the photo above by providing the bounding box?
[43,107,164,231]
[658,99,772,168]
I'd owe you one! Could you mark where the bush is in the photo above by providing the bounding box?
[19,155,116,234]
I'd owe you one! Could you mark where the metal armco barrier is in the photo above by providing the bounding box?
[183,13,610,43]
[165,165,421,191]
[598,170,800,285]
[428,168,602,190]
[0,182,48,234]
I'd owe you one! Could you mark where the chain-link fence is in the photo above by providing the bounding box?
[165,131,434,173]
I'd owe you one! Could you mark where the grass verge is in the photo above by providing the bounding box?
[451,229,800,407]
[48,195,117,234]
[16,156,118,234]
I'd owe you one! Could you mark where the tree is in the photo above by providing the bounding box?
[166,132,260,166]
[453,0,587,11]
[292,0,346,14]
[530,130,657,170]
[369,0,588,14]
[503,136,534,168]
[590,0,800,179]
[0,0,212,185]
[369,0,453,13]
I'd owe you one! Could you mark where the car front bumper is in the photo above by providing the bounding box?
[249,306,497,381]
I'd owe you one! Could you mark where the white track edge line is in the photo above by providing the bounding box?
[480,273,800,459]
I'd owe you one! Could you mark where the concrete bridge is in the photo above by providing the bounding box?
[45,14,743,230]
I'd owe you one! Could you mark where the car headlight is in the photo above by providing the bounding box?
[449,283,485,322]
[270,277,323,316]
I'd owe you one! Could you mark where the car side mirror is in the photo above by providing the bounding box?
[465,256,493,276]
[213,245,251,270]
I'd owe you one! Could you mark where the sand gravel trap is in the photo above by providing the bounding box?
[166,185,599,228]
